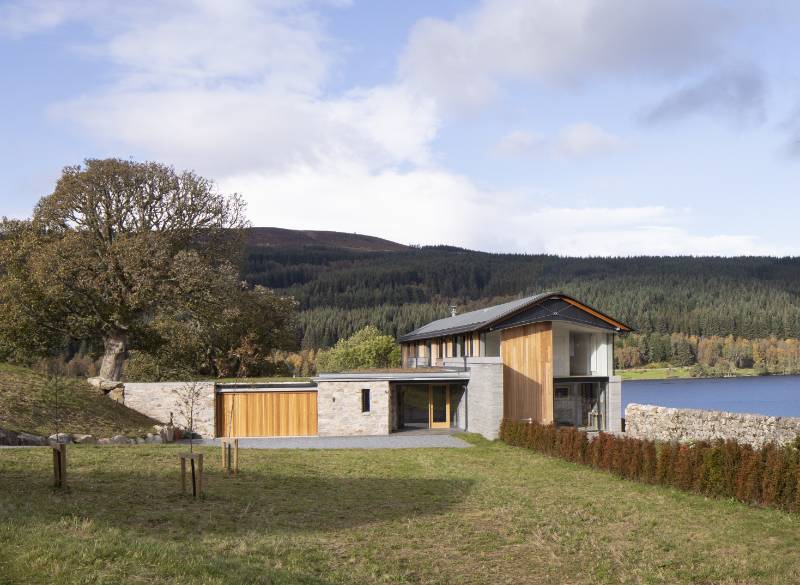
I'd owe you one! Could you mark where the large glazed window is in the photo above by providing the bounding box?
[569,331,593,375]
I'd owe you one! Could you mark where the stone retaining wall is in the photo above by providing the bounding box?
[625,403,800,447]
[123,381,216,437]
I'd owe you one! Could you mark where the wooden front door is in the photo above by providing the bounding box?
[429,385,450,429]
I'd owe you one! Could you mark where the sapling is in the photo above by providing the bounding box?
[173,380,204,496]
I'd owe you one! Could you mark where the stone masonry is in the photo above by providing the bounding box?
[316,380,390,436]
[459,359,503,439]
[625,403,800,448]
[123,381,216,437]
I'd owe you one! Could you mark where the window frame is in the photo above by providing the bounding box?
[361,388,371,413]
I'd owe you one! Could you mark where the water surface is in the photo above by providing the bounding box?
[622,375,800,418]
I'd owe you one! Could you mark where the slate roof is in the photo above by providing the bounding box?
[397,292,555,342]
[397,291,632,342]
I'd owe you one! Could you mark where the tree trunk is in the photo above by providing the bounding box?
[99,332,128,381]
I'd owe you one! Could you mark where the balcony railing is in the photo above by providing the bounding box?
[405,356,431,368]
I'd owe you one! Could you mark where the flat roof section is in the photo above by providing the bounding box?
[314,370,470,383]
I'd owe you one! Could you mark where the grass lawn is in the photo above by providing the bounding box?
[618,366,758,381]
[0,363,157,438]
[1,438,799,584]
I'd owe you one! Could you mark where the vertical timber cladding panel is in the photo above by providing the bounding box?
[217,392,318,437]
[501,322,553,424]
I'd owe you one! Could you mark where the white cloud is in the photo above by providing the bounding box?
[221,162,786,256]
[494,130,545,156]
[10,0,784,257]
[555,123,624,157]
[495,123,623,158]
[400,0,735,110]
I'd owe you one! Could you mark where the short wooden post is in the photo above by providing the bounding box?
[178,453,204,498]
[52,443,67,488]
[221,438,239,476]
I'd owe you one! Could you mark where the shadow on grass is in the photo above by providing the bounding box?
[0,455,474,539]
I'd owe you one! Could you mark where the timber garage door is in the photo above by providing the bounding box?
[216,391,318,437]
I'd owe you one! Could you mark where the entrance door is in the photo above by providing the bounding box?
[429,385,450,429]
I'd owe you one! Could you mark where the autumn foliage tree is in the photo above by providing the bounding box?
[0,158,293,382]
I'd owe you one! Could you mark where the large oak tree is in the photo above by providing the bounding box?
[0,158,268,382]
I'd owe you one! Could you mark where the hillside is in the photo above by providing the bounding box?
[246,227,408,252]
[0,363,157,437]
[242,228,800,348]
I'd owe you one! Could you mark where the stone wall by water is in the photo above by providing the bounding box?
[625,403,800,447]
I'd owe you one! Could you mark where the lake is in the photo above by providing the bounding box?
[622,375,800,418]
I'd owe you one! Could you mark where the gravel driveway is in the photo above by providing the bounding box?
[188,434,472,449]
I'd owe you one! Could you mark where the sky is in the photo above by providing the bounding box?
[1,0,799,256]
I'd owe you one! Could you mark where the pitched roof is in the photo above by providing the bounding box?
[398,292,554,342]
[397,292,632,342]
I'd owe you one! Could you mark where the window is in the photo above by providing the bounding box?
[361,388,371,413]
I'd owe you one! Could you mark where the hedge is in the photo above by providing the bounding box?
[500,420,800,513]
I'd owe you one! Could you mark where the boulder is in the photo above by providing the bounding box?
[110,435,132,445]
[0,428,18,446]
[145,434,163,444]
[72,434,97,444]
[87,377,124,393]
[98,438,112,445]
[49,432,72,444]
[18,432,48,446]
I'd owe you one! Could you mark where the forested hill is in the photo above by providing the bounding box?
[243,229,800,348]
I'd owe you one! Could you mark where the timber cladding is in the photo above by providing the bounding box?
[216,391,318,437]
[501,322,553,424]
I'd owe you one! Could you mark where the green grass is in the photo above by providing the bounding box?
[0,363,158,437]
[618,366,758,380]
[214,376,312,383]
[1,440,799,584]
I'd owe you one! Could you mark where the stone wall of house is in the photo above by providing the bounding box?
[625,403,800,447]
[123,381,216,437]
[462,359,504,440]
[316,381,391,436]
[607,376,622,433]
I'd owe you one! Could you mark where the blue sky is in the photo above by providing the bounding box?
[1,0,799,255]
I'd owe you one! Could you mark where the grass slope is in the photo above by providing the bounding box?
[0,363,157,437]
[1,438,799,584]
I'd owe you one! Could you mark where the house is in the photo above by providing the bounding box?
[122,292,631,440]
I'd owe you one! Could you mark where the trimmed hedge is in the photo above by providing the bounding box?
[500,420,800,513]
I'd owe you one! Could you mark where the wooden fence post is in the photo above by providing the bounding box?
[179,453,204,498]
[52,443,67,488]
[221,438,239,476]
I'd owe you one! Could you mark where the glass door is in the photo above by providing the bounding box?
[429,385,450,429]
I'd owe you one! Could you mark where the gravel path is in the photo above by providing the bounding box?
[187,434,472,449]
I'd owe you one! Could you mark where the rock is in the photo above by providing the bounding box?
[49,432,72,444]
[0,428,19,446]
[145,434,163,444]
[17,432,47,446]
[87,377,124,393]
[135,437,145,444]
[110,435,131,445]
[98,438,111,445]
[108,387,125,403]
[72,434,97,444]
